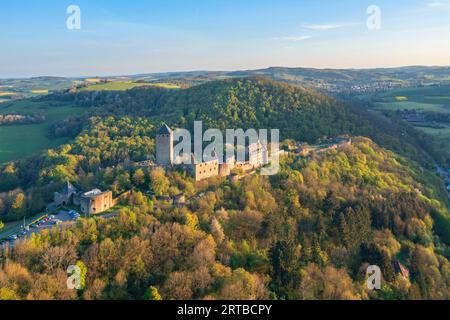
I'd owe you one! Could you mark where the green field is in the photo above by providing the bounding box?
[415,126,450,161]
[79,81,180,91]
[373,85,450,113]
[416,126,450,137]
[0,100,85,164]
[374,101,450,113]
[368,85,450,165]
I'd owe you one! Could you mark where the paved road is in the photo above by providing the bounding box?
[0,210,77,247]
[0,212,49,240]
[0,210,120,249]
[24,210,75,235]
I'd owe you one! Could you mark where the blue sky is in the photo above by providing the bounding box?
[1,0,449,77]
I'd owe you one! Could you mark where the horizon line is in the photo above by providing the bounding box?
[1,64,450,80]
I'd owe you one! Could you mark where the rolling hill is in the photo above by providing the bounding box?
[1,77,449,301]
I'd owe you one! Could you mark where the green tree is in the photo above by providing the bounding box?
[145,286,162,300]
[270,237,301,297]
[132,168,146,186]
[311,236,328,267]
[76,260,88,291]
[149,168,170,196]
[338,213,351,246]
[8,192,26,220]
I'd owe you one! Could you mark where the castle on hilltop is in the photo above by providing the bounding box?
[154,124,269,181]
[53,182,114,215]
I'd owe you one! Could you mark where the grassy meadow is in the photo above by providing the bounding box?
[0,100,86,164]
[370,85,450,164]
[373,85,450,113]
[79,81,180,91]
[375,101,450,113]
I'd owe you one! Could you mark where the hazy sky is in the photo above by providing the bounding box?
[1,0,450,77]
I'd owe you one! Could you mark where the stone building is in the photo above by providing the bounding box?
[173,193,187,207]
[53,181,78,207]
[154,124,271,182]
[296,143,311,157]
[336,137,352,149]
[393,261,410,280]
[248,140,269,168]
[156,124,174,165]
[189,158,220,181]
[80,189,114,215]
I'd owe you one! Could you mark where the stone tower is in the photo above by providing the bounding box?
[156,124,174,165]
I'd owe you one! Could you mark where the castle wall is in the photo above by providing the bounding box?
[53,192,73,207]
[234,162,254,172]
[191,160,219,181]
[219,163,232,177]
[80,191,113,215]
[248,142,268,167]
[156,132,174,165]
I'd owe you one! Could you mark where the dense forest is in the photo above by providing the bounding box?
[47,78,445,167]
[2,79,448,221]
[0,78,449,300]
[1,137,449,300]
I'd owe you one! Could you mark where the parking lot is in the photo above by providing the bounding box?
[0,210,81,247]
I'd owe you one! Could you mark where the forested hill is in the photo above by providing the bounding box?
[1,79,450,300]
[67,78,381,140]
[53,78,441,168]
[1,136,449,299]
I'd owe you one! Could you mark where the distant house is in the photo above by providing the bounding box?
[173,193,186,207]
[393,261,410,280]
[296,143,311,156]
[80,189,114,215]
[53,181,78,207]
